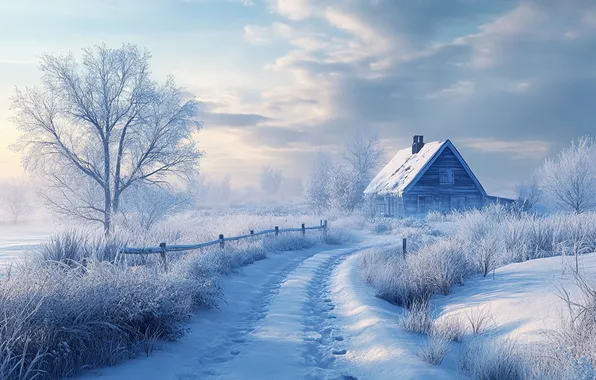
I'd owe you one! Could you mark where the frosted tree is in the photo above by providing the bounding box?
[0,178,32,224]
[260,167,283,197]
[540,136,596,213]
[515,173,542,211]
[118,184,190,231]
[11,44,202,233]
[342,129,384,208]
[329,164,360,211]
[307,152,333,213]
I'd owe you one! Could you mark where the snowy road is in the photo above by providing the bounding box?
[83,238,457,380]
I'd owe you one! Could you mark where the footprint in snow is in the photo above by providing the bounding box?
[332,349,347,355]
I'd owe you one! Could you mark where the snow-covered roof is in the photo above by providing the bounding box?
[364,140,445,196]
[364,139,487,197]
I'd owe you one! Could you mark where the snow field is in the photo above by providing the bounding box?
[433,252,596,342]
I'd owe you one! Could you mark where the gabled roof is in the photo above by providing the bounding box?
[364,139,487,197]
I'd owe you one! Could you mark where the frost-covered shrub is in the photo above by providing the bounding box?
[39,230,88,266]
[418,333,450,366]
[361,238,473,307]
[322,228,357,245]
[262,234,317,252]
[372,222,392,234]
[412,238,470,295]
[433,314,466,343]
[38,229,129,266]
[460,337,531,380]
[397,300,434,334]
[0,259,219,380]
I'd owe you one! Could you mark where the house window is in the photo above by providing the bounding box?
[439,168,454,185]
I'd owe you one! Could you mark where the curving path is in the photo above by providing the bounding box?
[82,236,458,380]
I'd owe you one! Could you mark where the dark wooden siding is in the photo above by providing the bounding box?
[403,147,485,215]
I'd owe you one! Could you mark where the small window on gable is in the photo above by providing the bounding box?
[439,168,454,185]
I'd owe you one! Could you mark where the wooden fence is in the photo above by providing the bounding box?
[120,220,328,270]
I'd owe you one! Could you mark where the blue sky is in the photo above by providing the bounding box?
[1,0,595,196]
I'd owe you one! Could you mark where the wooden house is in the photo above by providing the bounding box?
[364,136,503,217]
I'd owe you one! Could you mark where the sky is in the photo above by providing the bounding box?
[1,0,595,197]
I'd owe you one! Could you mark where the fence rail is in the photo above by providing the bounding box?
[120,220,329,257]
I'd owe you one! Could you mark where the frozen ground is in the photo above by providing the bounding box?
[0,223,55,271]
[433,252,596,343]
[80,233,462,380]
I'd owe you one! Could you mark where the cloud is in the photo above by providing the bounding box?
[460,138,552,159]
[244,24,270,44]
[201,112,271,128]
[244,22,295,45]
[268,0,313,21]
[236,0,596,192]
[423,81,475,100]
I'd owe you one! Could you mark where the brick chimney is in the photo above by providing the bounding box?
[412,135,425,154]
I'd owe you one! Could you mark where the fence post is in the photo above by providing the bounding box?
[219,234,225,249]
[301,223,305,236]
[402,238,407,257]
[323,220,328,237]
[320,219,323,227]
[159,242,167,272]
[275,226,279,236]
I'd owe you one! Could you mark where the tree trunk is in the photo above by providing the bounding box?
[103,140,112,236]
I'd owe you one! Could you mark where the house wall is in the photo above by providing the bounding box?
[403,147,485,215]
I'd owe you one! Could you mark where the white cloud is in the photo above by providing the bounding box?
[244,24,271,44]
[270,0,313,20]
[461,138,552,159]
[424,81,474,100]
[244,22,295,45]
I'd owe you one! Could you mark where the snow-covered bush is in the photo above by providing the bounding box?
[417,333,450,366]
[0,259,218,379]
[411,238,470,294]
[397,300,434,334]
[460,337,530,380]
[38,230,129,266]
[263,234,317,252]
[322,228,357,245]
[433,314,466,343]
[372,222,392,234]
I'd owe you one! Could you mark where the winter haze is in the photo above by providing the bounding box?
[1,0,595,195]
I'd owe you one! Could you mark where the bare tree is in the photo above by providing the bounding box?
[515,173,542,211]
[307,152,333,213]
[118,183,190,231]
[539,136,596,213]
[11,44,202,233]
[0,178,32,224]
[342,129,384,207]
[260,167,283,197]
[329,164,360,211]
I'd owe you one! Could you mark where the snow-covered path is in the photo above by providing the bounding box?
[83,237,458,380]
[81,243,371,380]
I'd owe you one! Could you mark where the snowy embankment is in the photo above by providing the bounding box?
[433,252,596,343]
[330,254,460,380]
